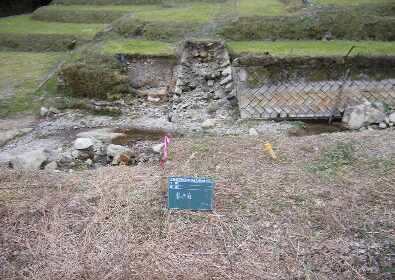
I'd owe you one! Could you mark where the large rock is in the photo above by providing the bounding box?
[219,75,232,86]
[106,144,134,165]
[11,149,48,170]
[73,138,94,150]
[152,143,164,154]
[45,161,58,171]
[389,112,395,123]
[342,101,386,130]
[201,119,216,129]
[249,128,259,136]
[40,107,49,117]
[77,128,125,143]
[0,128,32,147]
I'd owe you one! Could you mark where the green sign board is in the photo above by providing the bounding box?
[168,177,214,211]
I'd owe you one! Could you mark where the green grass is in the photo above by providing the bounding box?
[239,0,287,16]
[32,5,135,23]
[313,0,394,6]
[307,142,355,177]
[102,39,174,55]
[227,41,395,57]
[0,52,64,117]
[34,3,222,23]
[135,2,222,23]
[47,4,145,11]
[0,15,104,37]
[36,0,289,24]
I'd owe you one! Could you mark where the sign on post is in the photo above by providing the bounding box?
[167,177,214,211]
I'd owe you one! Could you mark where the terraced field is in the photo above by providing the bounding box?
[313,0,394,5]
[0,52,64,117]
[0,0,394,117]
[228,40,395,57]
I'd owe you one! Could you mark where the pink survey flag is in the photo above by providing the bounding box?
[160,135,171,168]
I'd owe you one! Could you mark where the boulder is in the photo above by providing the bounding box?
[73,138,94,150]
[225,83,233,92]
[85,159,93,167]
[207,102,219,114]
[40,107,49,117]
[249,128,259,136]
[221,61,230,68]
[72,149,94,160]
[219,75,232,86]
[11,149,48,170]
[106,144,132,157]
[221,67,232,77]
[342,102,386,130]
[45,161,58,171]
[0,127,32,147]
[214,88,225,100]
[147,96,161,103]
[379,122,388,129]
[238,69,248,82]
[152,143,164,154]
[389,112,395,123]
[106,144,134,165]
[201,119,216,129]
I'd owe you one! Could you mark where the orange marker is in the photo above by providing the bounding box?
[263,142,277,160]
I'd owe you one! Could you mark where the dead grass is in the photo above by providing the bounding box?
[1,129,394,279]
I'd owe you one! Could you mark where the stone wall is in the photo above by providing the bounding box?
[168,41,238,124]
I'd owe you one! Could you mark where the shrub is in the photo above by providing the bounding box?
[59,54,132,99]
[307,142,355,176]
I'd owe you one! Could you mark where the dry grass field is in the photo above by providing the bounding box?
[1,129,394,279]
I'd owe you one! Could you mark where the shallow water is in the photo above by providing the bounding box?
[288,121,346,137]
[112,128,166,145]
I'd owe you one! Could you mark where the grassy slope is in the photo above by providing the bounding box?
[239,0,286,16]
[102,39,174,55]
[33,0,290,24]
[33,3,223,23]
[228,41,395,57]
[0,15,104,37]
[0,52,64,117]
[313,0,394,5]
